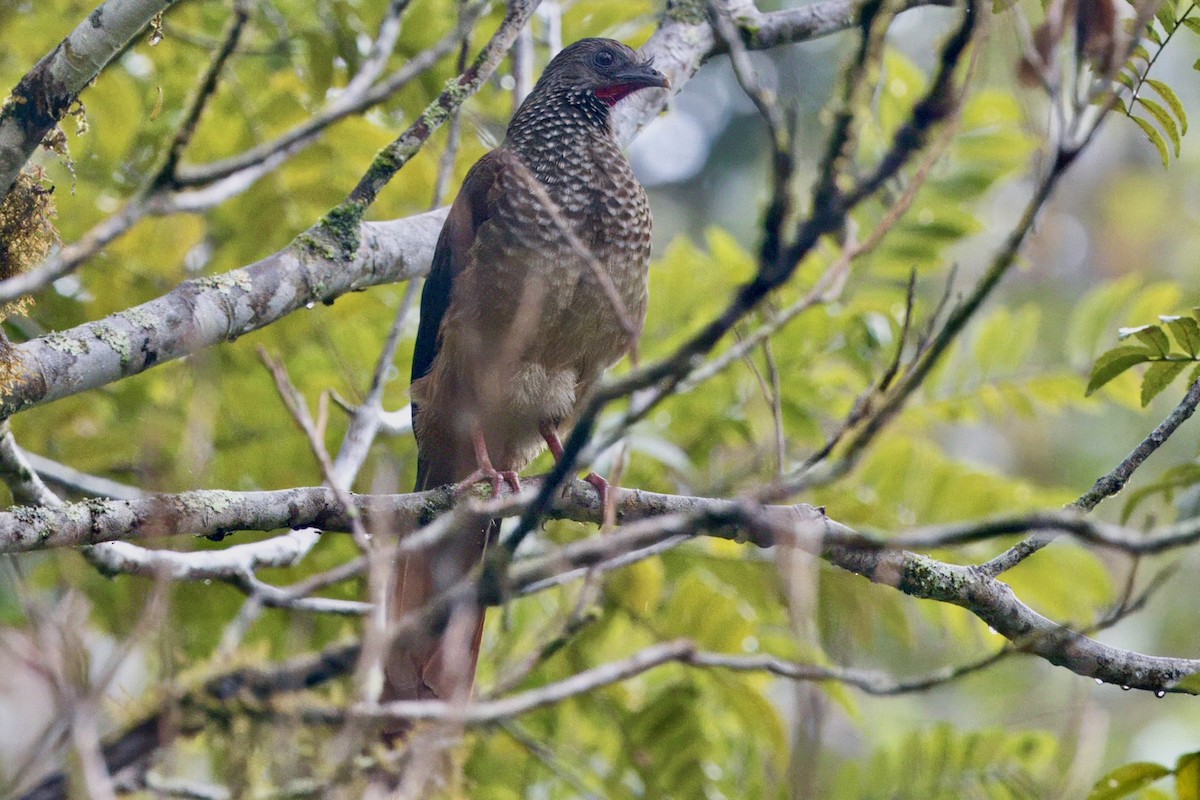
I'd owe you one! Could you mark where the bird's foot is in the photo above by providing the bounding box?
[456,467,522,498]
[583,472,610,510]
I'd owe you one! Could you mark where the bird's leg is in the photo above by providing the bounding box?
[539,423,610,509]
[456,426,521,497]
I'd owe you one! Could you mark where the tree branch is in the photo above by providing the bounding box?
[0,7,480,305]
[4,478,1200,697]
[977,376,1200,579]
[12,643,362,800]
[0,0,182,197]
[5,633,1003,800]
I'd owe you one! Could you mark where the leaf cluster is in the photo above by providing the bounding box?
[1086,310,1200,406]
[1119,2,1197,166]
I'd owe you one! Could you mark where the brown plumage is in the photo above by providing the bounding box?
[383,39,668,712]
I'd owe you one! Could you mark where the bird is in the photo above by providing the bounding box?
[382,38,668,713]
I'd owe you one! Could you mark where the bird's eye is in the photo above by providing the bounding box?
[592,49,616,69]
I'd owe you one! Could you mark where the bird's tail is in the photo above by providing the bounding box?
[381,452,491,732]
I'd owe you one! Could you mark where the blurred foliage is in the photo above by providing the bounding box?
[829,723,1061,799]
[4,0,1200,798]
[1088,750,1200,800]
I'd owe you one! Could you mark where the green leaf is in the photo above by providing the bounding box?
[1119,324,1170,355]
[1066,277,1141,363]
[627,684,711,800]
[835,724,1058,799]
[1087,762,1170,800]
[1146,24,1164,46]
[661,572,752,651]
[973,305,1040,377]
[1183,17,1200,36]
[1132,43,1153,64]
[1175,672,1200,694]
[1129,114,1171,167]
[1121,463,1200,523]
[1155,5,1178,34]
[1086,346,1155,395]
[1146,79,1188,135]
[1162,315,1200,356]
[1136,97,1182,156]
[1140,359,1188,406]
[1176,752,1200,800]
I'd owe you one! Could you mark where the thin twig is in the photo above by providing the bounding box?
[431,0,474,208]
[150,0,251,188]
[19,450,144,501]
[329,278,421,487]
[978,377,1200,577]
[260,348,373,556]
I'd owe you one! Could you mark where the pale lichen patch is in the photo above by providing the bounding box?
[92,322,131,368]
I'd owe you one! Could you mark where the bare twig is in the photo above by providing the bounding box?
[149,0,251,188]
[431,0,474,208]
[978,377,1200,578]
[1075,378,1200,512]
[19,450,144,501]
[329,278,421,487]
[81,531,322,583]
[343,0,415,99]
[342,0,541,212]
[259,348,372,550]
[0,422,62,507]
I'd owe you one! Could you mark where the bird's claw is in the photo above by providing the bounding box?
[583,472,610,510]
[456,468,522,498]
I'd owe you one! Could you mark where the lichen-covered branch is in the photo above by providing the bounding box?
[0,210,446,419]
[14,643,362,800]
[0,8,479,306]
[3,478,1200,696]
[0,0,181,197]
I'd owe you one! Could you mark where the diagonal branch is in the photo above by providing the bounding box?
[978,377,1200,578]
[0,0,182,197]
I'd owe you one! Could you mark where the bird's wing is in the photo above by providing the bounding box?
[410,149,509,387]
[388,151,515,713]
[410,149,519,491]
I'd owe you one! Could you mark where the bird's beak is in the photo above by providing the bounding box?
[613,63,670,92]
[595,64,670,106]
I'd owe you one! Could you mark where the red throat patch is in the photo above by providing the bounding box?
[595,83,639,106]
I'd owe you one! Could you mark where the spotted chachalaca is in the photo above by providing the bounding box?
[384,38,668,709]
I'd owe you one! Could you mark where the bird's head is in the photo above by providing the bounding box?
[539,38,669,107]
